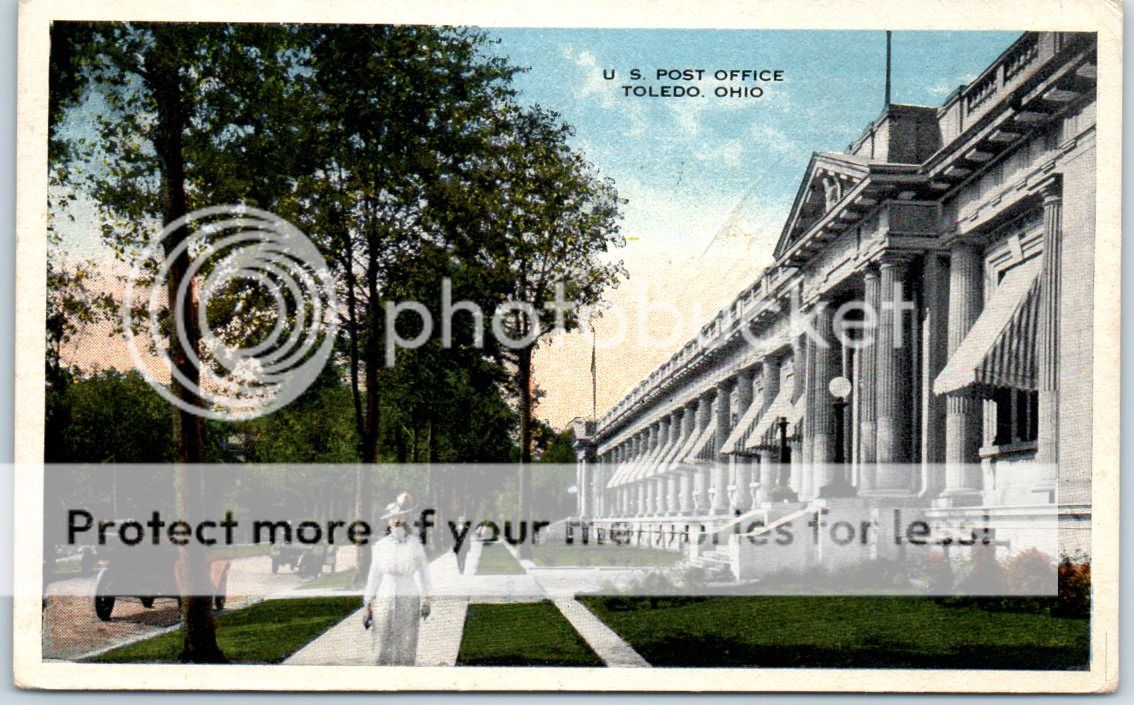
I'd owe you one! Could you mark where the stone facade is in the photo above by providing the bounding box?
[574,32,1096,574]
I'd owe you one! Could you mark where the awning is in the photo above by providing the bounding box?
[721,395,769,454]
[608,458,646,488]
[607,431,673,488]
[637,430,682,480]
[741,386,800,453]
[934,258,1042,396]
[606,452,638,488]
[680,418,719,465]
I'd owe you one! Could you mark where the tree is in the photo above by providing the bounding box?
[49,20,305,663]
[283,25,521,579]
[477,105,624,554]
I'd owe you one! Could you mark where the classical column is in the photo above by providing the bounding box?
[755,357,782,503]
[592,456,604,518]
[789,439,804,494]
[940,243,983,504]
[1035,178,1062,490]
[647,424,661,514]
[652,418,669,515]
[692,389,715,514]
[801,318,816,500]
[874,257,915,491]
[710,378,735,515]
[811,302,839,493]
[578,457,589,518]
[644,453,657,517]
[858,266,880,492]
[635,432,648,517]
[679,400,698,515]
[625,442,635,519]
[730,367,757,513]
[665,408,683,515]
[921,253,950,495]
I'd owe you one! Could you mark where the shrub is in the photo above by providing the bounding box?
[1004,548,1056,596]
[1055,557,1090,618]
[917,550,955,594]
[955,546,1007,596]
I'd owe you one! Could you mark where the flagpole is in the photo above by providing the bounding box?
[591,327,597,421]
[885,30,892,107]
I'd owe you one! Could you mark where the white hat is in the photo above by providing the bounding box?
[380,490,415,520]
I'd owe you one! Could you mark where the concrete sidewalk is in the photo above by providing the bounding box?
[284,541,652,667]
[285,547,479,666]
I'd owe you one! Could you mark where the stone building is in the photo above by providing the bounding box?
[573,31,1095,577]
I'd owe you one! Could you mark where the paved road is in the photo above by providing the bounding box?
[43,550,357,660]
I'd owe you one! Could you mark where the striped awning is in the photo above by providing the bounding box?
[638,430,682,480]
[606,460,634,488]
[721,395,767,454]
[680,419,719,465]
[742,386,800,453]
[934,258,1042,396]
[607,426,684,488]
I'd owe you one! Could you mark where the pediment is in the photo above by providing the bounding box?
[773,153,873,260]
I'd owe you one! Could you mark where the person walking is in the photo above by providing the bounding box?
[362,494,432,665]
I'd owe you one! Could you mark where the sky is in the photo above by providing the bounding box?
[485,29,1020,428]
[54,28,1022,430]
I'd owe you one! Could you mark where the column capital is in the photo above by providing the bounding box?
[876,252,915,271]
[738,364,758,384]
[1034,172,1063,203]
[948,239,983,255]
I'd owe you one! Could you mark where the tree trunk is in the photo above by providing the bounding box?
[516,344,534,558]
[355,236,382,584]
[148,30,224,663]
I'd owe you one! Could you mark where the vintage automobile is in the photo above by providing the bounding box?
[92,544,230,622]
[270,543,337,579]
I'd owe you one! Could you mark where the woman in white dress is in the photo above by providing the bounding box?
[362,517,432,665]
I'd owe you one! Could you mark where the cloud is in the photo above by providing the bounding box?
[562,44,647,137]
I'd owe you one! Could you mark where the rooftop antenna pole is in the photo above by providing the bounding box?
[885,30,892,107]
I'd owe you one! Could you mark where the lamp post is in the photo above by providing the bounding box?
[769,416,798,503]
[822,376,857,498]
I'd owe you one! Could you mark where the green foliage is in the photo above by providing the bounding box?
[87,597,360,664]
[48,369,177,464]
[233,365,358,464]
[582,595,1089,669]
[457,601,603,667]
[47,23,620,522]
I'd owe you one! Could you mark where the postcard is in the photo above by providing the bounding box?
[14,0,1120,692]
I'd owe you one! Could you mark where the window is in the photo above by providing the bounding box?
[991,387,1039,446]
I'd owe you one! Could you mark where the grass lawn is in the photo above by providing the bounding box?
[581,596,1089,670]
[457,601,603,667]
[300,568,357,590]
[87,597,360,664]
[475,543,526,575]
[530,543,683,568]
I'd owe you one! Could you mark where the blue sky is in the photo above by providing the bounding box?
[487,29,1023,425]
[486,29,1019,266]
